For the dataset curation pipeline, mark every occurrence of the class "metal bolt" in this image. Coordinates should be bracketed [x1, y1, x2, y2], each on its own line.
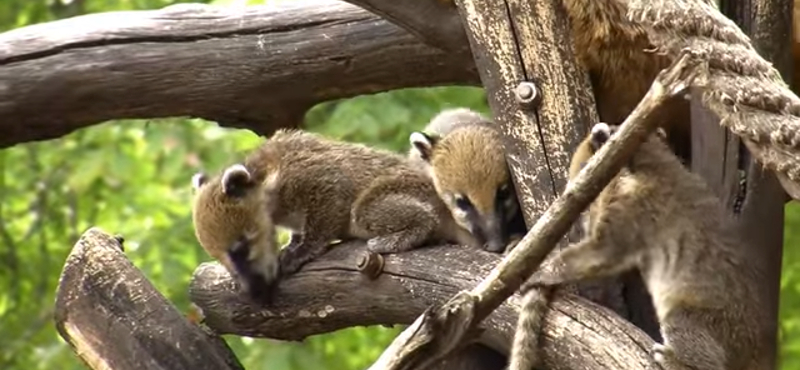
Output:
[515, 81, 539, 106]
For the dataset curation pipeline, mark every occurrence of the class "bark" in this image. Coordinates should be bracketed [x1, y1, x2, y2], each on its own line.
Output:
[54, 228, 244, 370]
[189, 239, 656, 370]
[362, 52, 704, 370]
[0, 0, 478, 149]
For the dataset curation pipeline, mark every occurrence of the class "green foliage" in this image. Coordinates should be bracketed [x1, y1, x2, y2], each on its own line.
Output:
[1, 1, 799, 370]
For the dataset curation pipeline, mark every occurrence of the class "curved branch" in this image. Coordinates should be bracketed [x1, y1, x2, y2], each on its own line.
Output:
[0, 0, 478, 149]
[189, 242, 657, 370]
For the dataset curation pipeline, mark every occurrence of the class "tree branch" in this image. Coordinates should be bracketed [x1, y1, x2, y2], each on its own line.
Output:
[337, 0, 471, 58]
[0, 0, 478, 149]
[189, 241, 656, 370]
[54, 228, 244, 370]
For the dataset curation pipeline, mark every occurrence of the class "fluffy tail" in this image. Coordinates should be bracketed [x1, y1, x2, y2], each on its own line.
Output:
[508, 286, 552, 370]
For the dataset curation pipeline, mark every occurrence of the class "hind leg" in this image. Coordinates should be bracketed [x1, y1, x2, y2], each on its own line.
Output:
[352, 180, 438, 254]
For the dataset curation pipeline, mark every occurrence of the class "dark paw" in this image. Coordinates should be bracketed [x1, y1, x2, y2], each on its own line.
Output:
[243, 274, 278, 306]
[278, 250, 306, 276]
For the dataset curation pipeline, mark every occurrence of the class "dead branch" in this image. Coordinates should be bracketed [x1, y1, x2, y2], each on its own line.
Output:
[189, 240, 656, 370]
[365, 50, 704, 370]
[54, 228, 244, 370]
[0, 0, 478, 149]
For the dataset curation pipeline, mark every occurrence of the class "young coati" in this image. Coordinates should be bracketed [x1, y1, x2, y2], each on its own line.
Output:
[510, 123, 769, 370]
[408, 108, 527, 253]
[191, 129, 481, 301]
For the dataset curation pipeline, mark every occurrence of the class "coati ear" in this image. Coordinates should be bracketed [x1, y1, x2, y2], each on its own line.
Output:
[221, 164, 255, 198]
[409, 132, 439, 161]
[191, 172, 208, 190]
[589, 122, 612, 151]
[654, 127, 668, 140]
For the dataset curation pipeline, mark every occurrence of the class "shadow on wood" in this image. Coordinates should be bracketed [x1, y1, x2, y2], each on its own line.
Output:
[54, 228, 244, 370]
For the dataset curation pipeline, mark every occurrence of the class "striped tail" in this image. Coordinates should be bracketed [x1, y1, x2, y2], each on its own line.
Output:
[508, 287, 552, 370]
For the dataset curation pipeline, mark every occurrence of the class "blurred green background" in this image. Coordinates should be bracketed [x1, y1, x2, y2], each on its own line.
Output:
[0, 0, 798, 369]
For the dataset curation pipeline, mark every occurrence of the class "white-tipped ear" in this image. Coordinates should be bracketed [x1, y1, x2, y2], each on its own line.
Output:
[191, 172, 208, 190]
[409, 132, 437, 162]
[221, 164, 253, 197]
[590, 122, 612, 151]
[591, 122, 610, 136]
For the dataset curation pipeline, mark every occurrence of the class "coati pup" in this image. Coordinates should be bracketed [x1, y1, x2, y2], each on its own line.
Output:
[408, 108, 527, 253]
[511, 123, 769, 370]
[191, 129, 480, 301]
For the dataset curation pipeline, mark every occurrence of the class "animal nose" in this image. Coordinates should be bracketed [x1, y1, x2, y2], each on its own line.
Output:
[485, 238, 506, 253]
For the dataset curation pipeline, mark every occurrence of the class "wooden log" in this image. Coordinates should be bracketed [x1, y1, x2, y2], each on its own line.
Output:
[0, 0, 478, 149]
[54, 228, 244, 370]
[189, 241, 656, 370]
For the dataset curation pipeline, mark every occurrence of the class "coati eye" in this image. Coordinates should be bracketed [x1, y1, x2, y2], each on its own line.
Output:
[497, 184, 512, 200]
[454, 195, 473, 211]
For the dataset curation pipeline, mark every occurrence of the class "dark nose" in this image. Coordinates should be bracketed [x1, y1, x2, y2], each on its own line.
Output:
[485, 238, 506, 253]
[481, 210, 508, 253]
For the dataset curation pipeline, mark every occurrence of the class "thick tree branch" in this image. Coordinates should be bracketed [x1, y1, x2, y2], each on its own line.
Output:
[338, 0, 471, 59]
[366, 51, 703, 370]
[0, 0, 478, 149]
[189, 241, 656, 370]
[54, 228, 244, 370]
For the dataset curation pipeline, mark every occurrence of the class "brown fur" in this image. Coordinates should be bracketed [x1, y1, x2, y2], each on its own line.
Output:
[561, 0, 692, 159]
[522, 123, 769, 370]
[192, 129, 480, 301]
[409, 108, 526, 253]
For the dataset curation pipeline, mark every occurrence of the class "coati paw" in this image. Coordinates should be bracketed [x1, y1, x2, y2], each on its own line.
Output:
[366, 233, 420, 254]
[239, 273, 279, 306]
[501, 236, 523, 255]
[277, 249, 306, 276]
[651, 343, 675, 369]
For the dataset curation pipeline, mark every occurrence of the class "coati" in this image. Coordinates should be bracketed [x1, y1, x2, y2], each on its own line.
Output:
[408, 108, 527, 253]
[510, 122, 769, 370]
[191, 129, 481, 301]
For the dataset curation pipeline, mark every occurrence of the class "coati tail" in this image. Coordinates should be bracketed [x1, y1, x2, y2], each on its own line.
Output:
[509, 287, 553, 370]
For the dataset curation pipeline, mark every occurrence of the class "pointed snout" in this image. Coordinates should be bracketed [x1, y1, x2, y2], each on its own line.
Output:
[481, 212, 508, 253]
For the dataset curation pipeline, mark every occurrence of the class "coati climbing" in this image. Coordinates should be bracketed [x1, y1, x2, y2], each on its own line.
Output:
[510, 122, 769, 370]
[408, 108, 527, 253]
[191, 129, 480, 301]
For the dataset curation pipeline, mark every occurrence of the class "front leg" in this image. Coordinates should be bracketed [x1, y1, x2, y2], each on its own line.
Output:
[529, 235, 639, 287]
[278, 233, 329, 277]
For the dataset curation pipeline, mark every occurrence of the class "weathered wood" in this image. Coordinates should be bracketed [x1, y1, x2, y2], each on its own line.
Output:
[190, 241, 656, 370]
[338, 0, 471, 58]
[54, 228, 244, 370]
[451, 0, 635, 335]
[363, 51, 703, 370]
[0, 0, 478, 149]
[719, 0, 789, 367]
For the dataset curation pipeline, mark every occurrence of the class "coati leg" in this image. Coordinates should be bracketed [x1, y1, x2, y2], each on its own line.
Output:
[352, 175, 439, 254]
[529, 199, 642, 286]
[653, 309, 727, 370]
[278, 232, 335, 276]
